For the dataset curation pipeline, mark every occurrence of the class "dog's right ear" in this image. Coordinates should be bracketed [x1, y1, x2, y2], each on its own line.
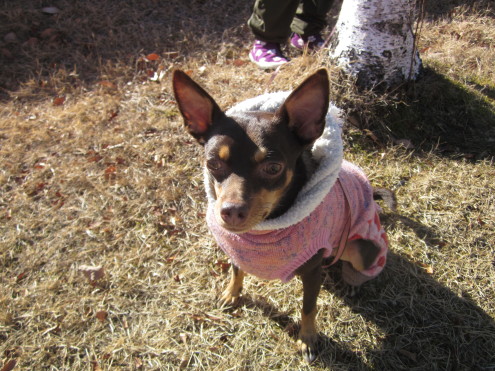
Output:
[172, 70, 221, 144]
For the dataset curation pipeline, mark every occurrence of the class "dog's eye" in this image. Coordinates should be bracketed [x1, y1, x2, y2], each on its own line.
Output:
[207, 159, 223, 171]
[262, 162, 283, 176]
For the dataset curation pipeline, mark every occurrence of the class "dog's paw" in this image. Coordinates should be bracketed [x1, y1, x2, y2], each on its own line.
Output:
[218, 287, 241, 308]
[297, 330, 318, 363]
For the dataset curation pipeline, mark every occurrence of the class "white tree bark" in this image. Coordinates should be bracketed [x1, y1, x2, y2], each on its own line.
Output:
[329, 0, 422, 88]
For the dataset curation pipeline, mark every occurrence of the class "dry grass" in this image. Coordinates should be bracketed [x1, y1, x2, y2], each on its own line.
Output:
[1, 1, 495, 370]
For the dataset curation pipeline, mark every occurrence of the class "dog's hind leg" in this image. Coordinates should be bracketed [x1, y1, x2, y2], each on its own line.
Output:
[340, 239, 383, 295]
[219, 264, 245, 307]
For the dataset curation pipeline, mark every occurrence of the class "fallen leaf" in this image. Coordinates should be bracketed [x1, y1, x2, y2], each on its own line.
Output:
[146, 53, 160, 61]
[108, 111, 119, 121]
[233, 59, 246, 67]
[23, 37, 39, 47]
[418, 262, 434, 274]
[4, 32, 18, 43]
[87, 153, 103, 163]
[28, 182, 47, 197]
[79, 265, 105, 282]
[40, 28, 58, 39]
[104, 165, 117, 181]
[53, 96, 65, 106]
[1, 359, 17, 371]
[16, 272, 27, 282]
[215, 260, 230, 273]
[42, 6, 60, 14]
[98, 80, 116, 89]
[96, 311, 108, 322]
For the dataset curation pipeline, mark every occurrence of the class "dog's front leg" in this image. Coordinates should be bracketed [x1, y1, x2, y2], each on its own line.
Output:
[219, 263, 245, 307]
[296, 249, 323, 363]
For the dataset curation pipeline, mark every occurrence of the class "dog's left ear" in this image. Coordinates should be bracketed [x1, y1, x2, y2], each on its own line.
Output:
[278, 69, 330, 146]
[172, 70, 222, 144]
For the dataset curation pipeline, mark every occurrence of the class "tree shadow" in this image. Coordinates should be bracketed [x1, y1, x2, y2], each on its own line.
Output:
[424, 0, 495, 20]
[320, 214, 495, 370]
[240, 210, 495, 369]
[0, 0, 254, 101]
[363, 67, 495, 158]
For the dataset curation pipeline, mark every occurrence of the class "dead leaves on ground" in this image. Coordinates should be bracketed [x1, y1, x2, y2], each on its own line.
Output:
[52, 96, 65, 106]
[0, 360, 17, 371]
[136, 52, 170, 83]
[79, 265, 105, 285]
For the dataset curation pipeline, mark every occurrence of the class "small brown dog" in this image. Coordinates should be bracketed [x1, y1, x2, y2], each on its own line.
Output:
[173, 69, 391, 362]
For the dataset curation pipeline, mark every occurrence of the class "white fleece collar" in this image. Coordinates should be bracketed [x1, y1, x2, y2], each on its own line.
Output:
[205, 91, 344, 231]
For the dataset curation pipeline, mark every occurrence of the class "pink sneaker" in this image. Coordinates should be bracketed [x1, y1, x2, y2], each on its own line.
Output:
[290, 33, 325, 50]
[249, 40, 289, 69]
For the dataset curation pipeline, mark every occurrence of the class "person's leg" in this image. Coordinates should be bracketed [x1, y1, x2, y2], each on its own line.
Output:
[290, 0, 333, 49]
[248, 0, 301, 68]
[248, 0, 300, 44]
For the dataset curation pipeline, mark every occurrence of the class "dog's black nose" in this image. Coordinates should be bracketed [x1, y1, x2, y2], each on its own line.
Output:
[220, 202, 248, 226]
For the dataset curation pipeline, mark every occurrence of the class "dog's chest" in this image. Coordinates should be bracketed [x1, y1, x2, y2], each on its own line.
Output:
[206, 183, 348, 282]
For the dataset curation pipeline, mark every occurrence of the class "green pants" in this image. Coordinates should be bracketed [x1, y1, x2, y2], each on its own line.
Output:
[248, 0, 334, 44]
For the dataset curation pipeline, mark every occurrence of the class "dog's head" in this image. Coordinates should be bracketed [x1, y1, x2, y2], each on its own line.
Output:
[173, 69, 329, 232]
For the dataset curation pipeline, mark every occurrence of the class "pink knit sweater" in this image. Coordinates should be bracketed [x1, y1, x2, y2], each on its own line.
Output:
[207, 161, 388, 282]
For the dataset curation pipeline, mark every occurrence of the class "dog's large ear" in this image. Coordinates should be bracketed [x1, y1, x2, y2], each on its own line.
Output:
[172, 70, 222, 144]
[277, 69, 329, 146]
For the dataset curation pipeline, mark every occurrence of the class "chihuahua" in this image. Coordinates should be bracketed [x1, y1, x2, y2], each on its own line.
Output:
[172, 69, 390, 362]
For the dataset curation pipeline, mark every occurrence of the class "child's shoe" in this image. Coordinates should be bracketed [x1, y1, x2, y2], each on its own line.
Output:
[249, 40, 289, 69]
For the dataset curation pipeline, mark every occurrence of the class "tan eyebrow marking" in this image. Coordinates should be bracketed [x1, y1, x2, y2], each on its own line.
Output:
[285, 169, 294, 186]
[253, 148, 267, 163]
[218, 145, 230, 161]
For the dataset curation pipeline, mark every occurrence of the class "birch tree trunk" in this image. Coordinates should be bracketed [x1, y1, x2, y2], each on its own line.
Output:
[329, 0, 422, 89]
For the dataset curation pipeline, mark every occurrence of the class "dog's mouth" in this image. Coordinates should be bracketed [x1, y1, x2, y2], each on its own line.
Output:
[219, 223, 252, 234]
[214, 203, 272, 234]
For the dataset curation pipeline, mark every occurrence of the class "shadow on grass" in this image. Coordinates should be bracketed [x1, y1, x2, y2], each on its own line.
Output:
[318, 215, 495, 370]
[238, 295, 370, 369]
[240, 211, 495, 369]
[424, 0, 495, 20]
[0, 0, 253, 101]
[353, 67, 495, 158]
[247, 254, 495, 369]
